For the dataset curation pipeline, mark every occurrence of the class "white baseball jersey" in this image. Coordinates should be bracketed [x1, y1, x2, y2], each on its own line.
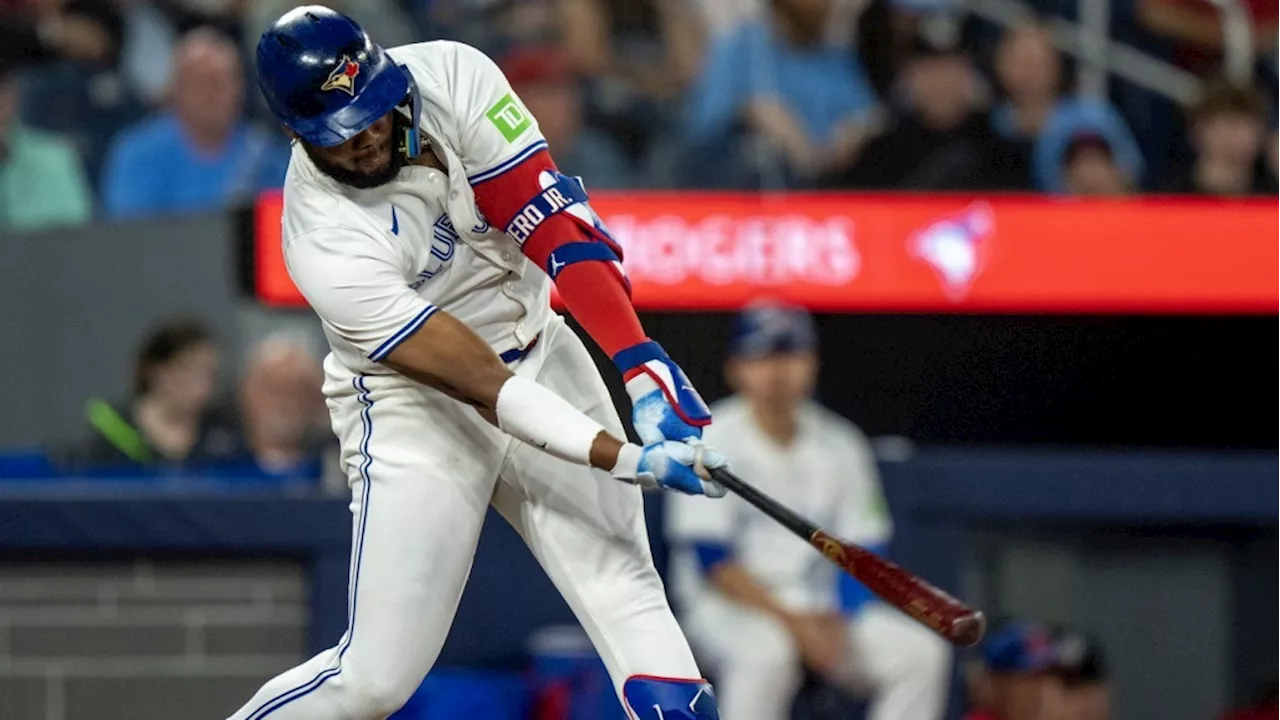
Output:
[666, 396, 892, 613]
[281, 40, 553, 387]
[230, 41, 711, 720]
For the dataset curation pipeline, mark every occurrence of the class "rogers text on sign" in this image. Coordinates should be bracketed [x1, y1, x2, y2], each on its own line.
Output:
[254, 191, 1277, 313]
[603, 214, 861, 287]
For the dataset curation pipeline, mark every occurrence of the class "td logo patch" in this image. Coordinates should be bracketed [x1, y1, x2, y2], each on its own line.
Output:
[485, 93, 531, 143]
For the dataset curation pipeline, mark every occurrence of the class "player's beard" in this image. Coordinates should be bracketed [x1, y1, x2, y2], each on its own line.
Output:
[302, 140, 407, 190]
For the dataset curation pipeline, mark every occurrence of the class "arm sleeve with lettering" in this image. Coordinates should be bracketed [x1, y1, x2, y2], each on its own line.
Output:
[442, 41, 649, 360]
[284, 228, 437, 362]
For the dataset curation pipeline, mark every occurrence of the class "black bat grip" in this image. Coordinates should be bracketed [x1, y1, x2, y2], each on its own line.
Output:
[709, 467, 821, 539]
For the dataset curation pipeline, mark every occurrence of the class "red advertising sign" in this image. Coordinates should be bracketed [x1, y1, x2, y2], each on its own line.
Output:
[254, 191, 1277, 314]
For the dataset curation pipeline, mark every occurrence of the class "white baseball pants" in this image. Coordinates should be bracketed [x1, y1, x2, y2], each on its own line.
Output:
[684, 598, 951, 720]
[227, 318, 703, 720]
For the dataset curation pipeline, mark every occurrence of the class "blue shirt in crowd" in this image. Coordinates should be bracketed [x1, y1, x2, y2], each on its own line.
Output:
[991, 97, 1145, 193]
[102, 115, 290, 218]
[688, 22, 877, 146]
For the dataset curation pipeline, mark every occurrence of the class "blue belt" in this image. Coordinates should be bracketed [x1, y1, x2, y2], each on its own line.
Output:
[499, 334, 540, 364]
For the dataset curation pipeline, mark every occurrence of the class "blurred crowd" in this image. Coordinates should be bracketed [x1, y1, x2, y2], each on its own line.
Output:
[1, 0, 1276, 232]
[56, 316, 338, 484]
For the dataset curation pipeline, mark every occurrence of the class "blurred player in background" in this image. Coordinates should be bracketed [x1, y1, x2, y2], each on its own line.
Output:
[1052, 629, 1110, 720]
[666, 301, 951, 720]
[964, 620, 1063, 720]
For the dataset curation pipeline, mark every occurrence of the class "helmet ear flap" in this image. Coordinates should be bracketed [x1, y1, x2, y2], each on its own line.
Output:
[395, 70, 424, 159]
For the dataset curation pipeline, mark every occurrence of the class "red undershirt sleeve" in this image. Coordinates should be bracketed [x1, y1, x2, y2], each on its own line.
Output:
[470, 147, 649, 367]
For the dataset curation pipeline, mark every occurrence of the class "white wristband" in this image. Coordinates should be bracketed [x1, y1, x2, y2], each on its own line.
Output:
[609, 443, 644, 484]
[495, 375, 606, 466]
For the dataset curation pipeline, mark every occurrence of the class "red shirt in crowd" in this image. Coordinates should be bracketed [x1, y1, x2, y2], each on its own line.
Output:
[1157, 0, 1280, 73]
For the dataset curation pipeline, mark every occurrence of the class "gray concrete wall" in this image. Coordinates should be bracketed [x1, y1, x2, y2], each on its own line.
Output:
[0, 559, 306, 720]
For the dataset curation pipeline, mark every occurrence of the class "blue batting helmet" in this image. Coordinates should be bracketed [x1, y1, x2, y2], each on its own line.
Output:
[255, 6, 421, 155]
[727, 301, 818, 358]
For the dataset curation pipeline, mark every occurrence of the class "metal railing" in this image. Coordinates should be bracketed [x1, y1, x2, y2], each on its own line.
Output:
[1206, 0, 1258, 86]
[967, 0, 1189, 102]
[965, 0, 1260, 104]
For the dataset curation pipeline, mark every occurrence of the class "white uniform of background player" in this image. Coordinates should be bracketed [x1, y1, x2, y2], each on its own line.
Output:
[666, 303, 951, 720]
[232, 7, 725, 719]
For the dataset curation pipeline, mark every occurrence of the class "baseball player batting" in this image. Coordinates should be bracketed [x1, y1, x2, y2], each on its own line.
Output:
[230, 7, 725, 720]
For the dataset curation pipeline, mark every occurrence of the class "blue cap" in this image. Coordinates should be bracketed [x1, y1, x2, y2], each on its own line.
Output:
[981, 622, 1059, 674]
[727, 302, 817, 358]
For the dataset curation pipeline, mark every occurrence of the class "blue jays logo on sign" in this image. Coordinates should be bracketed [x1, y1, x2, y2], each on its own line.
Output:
[409, 215, 458, 290]
[321, 56, 360, 95]
[909, 200, 995, 302]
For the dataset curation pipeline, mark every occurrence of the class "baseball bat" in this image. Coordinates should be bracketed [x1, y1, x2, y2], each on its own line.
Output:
[708, 466, 987, 647]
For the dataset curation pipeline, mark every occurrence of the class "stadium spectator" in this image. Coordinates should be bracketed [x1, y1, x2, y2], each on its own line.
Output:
[884, 0, 960, 16]
[850, 0, 912, 99]
[991, 21, 1064, 166]
[1060, 132, 1133, 195]
[964, 620, 1063, 720]
[691, 0, 871, 46]
[116, 0, 254, 105]
[1032, 99, 1143, 193]
[242, 1, 418, 68]
[500, 45, 631, 188]
[1052, 630, 1110, 720]
[1158, 78, 1274, 195]
[116, 0, 179, 106]
[988, 22, 1144, 195]
[836, 36, 1026, 190]
[238, 334, 330, 479]
[153, 0, 246, 31]
[685, 0, 880, 187]
[561, 0, 704, 165]
[1136, 0, 1279, 76]
[396, 0, 557, 57]
[500, 0, 561, 49]
[8, 0, 145, 193]
[100, 28, 289, 219]
[78, 318, 244, 470]
[1267, 128, 1278, 186]
[0, 64, 93, 231]
[693, 0, 765, 38]
[0, 0, 121, 68]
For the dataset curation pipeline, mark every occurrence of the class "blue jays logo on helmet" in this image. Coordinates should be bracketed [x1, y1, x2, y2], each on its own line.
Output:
[320, 55, 360, 95]
[255, 5, 421, 154]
